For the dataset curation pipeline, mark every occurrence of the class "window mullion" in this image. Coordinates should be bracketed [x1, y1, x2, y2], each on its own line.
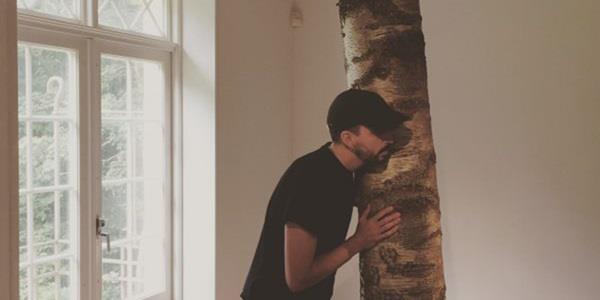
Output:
[53, 116, 60, 300]
[24, 45, 35, 300]
[53, 119, 60, 300]
[26, 192, 34, 299]
[90, 0, 99, 28]
[125, 59, 134, 299]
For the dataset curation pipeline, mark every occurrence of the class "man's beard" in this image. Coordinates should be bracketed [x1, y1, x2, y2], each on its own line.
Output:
[348, 144, 380, 166]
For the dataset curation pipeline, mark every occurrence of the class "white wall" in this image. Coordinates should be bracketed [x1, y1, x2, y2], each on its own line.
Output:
[181, 0, 216, 298]
[423, 1, 600, 299]
[215, 1, 294, 299]
[291, 0, 600, 300]
[291, 1, 348, 157]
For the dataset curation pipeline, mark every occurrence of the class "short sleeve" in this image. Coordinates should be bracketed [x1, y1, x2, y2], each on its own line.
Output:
[281, 169, 327, 236]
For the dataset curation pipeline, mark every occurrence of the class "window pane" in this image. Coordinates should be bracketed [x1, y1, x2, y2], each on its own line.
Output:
[32, 192, 55, 258]
[101, 122, 129, 180]
[30, 48, 74, 117]
[19, 122, 28, 190]
[101, 55, 166, 300]
[101, 57, 127, 114]
[17, 0, 81, 22]
[131, 60, 162, 120]
[57, 122, 74, 186]
[18, 43, 79, 300]
[99, 0, 167, 37]
[31, 121, 55, 188]
[34, 259, 72, 299]
[20, 268, 29, 300]
[19, 193, 29, 263]
[133, 122, 163, 177]
[101, 183, 128, 241]
[58, 191, 72, 252]
[19, 46, 27, 116]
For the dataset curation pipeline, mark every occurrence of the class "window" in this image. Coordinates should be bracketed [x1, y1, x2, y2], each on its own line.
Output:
[99, 0, 168, 37]
[18, 0, 170, 39]
[100, 54, 168, 300]
[18, 0, 81, 21]
[18, 43, 79, 300]
[17, 1, 178, 299]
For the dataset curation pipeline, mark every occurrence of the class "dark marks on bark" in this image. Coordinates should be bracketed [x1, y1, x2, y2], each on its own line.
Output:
[399, 194, 434, 212]
[391, 96, 430, 112]
[429, 150, 437, 165]
[368, 286, 442, 300]
[363, 265, 381, 286]
[338, 0, 422, 26]
[352, 29, 426, 89]
[352, 48, 375, 63]
[391, 120, 413, 153]
[379, 246, 435, 278]
[403, 227, 442, 250]
[384, 29, 426, 62]
[367, 174, 438, 205]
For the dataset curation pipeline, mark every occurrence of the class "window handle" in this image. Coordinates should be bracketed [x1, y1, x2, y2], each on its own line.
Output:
[96, 217, 111, 252]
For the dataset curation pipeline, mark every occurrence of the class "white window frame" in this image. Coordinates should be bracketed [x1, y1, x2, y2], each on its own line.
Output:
[16, 28, 88, 300]
[16, 0, 182, 298]
[17, 0, 174, 42]
[91, 38, 173, 300]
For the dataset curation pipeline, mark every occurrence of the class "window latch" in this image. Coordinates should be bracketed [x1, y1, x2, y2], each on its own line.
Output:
[96, 217, 111, 252]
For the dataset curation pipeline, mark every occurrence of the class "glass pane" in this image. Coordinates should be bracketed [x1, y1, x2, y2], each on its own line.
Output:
[101, 122, 128, 180]
[20, 268, 29, 300]
[99, 0, 167, 37]
[30, 48, 74, 117]
[31, 121, 55, 188]
[58, 191, 72, 252]
[18, 43, 79, 300]
[32, 192, 55, 258]
[57, 122, 74, 185]
[19, 122, 28, 189]
[101, 55, 166, 299]
[34, 259, 72, 299]
[133, 122, 163, 177]
[19, 193, 29, 263]
[101, 57, 127, 115]
[19, 46, 27, 116]
[17, 0, 81, 21]
[133, 181, 163, 236]
[101, 183, 128, 241]
[131, 60, 162, 120]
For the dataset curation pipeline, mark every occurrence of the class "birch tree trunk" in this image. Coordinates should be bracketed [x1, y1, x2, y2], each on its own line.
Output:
[337, 1, 446, 299]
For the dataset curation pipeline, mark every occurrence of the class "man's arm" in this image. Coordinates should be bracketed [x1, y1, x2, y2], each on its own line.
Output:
[284, 205, 401, 293]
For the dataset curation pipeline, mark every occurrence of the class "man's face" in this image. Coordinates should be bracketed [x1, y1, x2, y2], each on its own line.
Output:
[344, 125, 395, 165]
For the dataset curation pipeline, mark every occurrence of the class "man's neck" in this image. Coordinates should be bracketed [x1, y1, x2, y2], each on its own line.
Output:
[328, 141, 363, 172]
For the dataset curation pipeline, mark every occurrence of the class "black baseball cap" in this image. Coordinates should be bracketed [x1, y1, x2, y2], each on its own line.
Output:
[327, 89, 410, 138]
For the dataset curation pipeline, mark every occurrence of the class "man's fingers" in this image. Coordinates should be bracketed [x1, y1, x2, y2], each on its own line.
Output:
[377, 212, 401, 227]
[379, 225, 400, 240]
[379, 217, 401, 233]
[373, 206, 396, 221]
[360, 204, 371, 221]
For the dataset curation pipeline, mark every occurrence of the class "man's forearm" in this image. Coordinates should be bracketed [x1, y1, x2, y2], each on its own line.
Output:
[297, 235, 364, 291]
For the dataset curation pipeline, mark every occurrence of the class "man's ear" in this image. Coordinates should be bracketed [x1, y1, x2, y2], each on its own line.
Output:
[339, 129, 355, 147]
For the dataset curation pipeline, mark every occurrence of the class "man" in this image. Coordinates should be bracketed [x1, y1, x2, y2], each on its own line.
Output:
[240, 89, 410, 299]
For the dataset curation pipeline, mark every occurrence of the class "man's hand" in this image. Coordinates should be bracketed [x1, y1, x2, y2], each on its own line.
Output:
[283, 204, 401, 293]
[351, 204, 401, 251]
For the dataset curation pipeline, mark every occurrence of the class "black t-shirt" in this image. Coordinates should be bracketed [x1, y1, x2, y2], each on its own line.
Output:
[240, 141, 356, 300]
